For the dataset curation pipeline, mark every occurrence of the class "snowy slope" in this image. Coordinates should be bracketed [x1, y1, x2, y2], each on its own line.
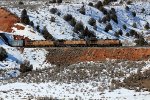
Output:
[5, 1, 149, 45]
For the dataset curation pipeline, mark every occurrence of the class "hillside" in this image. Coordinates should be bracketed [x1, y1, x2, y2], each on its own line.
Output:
[1, 1, 148, 45]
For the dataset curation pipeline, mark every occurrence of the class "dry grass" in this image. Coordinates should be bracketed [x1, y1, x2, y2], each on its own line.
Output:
[0, 60, 148, 92]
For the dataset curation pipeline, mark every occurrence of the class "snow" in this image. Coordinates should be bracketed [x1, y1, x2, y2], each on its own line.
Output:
[0, 82, 150, 100]
[11, 23, 45, 40]
[22, 48, 54, 70]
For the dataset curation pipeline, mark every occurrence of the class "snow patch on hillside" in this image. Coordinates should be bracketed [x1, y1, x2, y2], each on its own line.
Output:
[22, 48, 53, 70]
[11, 23, 45, 40]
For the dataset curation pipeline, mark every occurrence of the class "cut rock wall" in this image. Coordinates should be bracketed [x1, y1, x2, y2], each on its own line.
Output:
[46, 47, 150, 66]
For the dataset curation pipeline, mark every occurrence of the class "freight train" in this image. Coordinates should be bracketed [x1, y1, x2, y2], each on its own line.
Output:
[9, 38, 122, 47]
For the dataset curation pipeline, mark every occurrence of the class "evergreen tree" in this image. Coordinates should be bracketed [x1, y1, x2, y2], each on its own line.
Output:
[42, 26, 54, 40]
[144, 22, 150, 30]
[21, 9, 30, 25]
[36, 25, 40, 33]
[79, 5, 86, 15]
[0, 47, 7, 61]
[30, 21, 34, 27]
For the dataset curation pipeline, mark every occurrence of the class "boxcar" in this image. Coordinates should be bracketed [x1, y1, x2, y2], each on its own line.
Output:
[64, 40, 86, 46]
[55, 40, 86, 47]
[24, 40, 55, 47]
[88, 39, 121, 47]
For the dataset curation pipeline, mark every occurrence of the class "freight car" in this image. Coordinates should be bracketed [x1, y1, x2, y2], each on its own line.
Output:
[24, 40, 55, 47]
[87, 39, 122, 47]
[55, 39, 87, 47]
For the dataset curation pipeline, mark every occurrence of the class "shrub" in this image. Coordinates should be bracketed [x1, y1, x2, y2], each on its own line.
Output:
[133, 23, 137, 28]
[118, 30, 123, 36]
[141, 8, 145, 13]
[129, 29, 137, 37]
[88, 18, 96, 26]
[49, 0, 56, 3]
[50, 16, 56, 22]
[123, 24, 127, 30]
[36, 25, 40, 33]
[88, 2, 93, 6]
[105, 23, 112, 32]
[98, 18, 102, 23]
[114, 31, 120, 38]
[101, 15, 110, 23]
[63, 14, 73, 21]
[125, 6, 130, 11]
[134, 32, 140, 38]
[57, 12, 61, 16]
[93, 25, 97, 30]
[20, 60, 33, 73]
[87, 30, 96, 38]
[18, 1, 24, 5]
[57, 0, 62, 3]
[0, 47, 7, 61]
[144, 22, 150, 30]
[69, 18, 76, 27]
[126, 32, 130, 37]
[73, 22, 84, 33]
[110, 14, 118, 23]
[50, 8, 58, 14]
[110, 8, 116, 14]
[135, 36, 148, 46]
[132, 12, 136, 17]
[79, 6, 86, 15]
[82, 27, 96, 38]
[127, 1, 132, 5]
[30, 21, 34, 27]
[103, 0, 111, 5]
[99, 7, 108, 15]
[95, 1, 103, 9]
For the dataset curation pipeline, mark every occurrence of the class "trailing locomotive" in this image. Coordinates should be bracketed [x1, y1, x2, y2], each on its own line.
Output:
[9, 39, 122, 47]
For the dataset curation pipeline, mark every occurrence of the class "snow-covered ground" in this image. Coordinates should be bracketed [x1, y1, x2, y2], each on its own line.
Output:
[0, 82, 150, 100]
[0, 60, 150, 100]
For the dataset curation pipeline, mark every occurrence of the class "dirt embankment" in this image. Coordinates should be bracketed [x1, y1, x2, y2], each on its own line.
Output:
[0, 7, 20, 32]
[46, 47, 150, 66]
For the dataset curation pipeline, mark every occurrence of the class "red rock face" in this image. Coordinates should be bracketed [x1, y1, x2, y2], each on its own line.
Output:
[79, 48, 150, 61]
[0, 7, 20, 32]
[46, 48, 150, 66]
